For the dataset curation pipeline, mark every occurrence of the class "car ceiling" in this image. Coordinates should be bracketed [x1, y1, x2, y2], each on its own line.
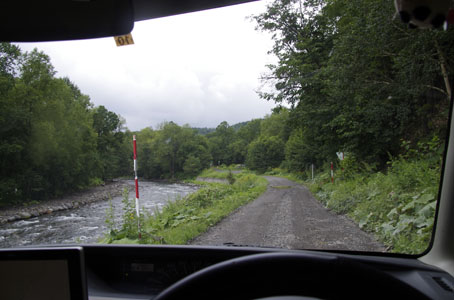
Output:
[0, 0, 257, 42]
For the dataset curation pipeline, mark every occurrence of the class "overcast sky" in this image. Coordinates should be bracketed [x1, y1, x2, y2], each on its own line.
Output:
[17, 1, 276, 131]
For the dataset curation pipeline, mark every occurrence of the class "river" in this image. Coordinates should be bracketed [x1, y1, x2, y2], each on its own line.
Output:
[0, 181, 198, 248]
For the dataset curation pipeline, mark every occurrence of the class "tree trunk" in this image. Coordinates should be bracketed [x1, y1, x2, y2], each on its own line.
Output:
[435, 39, 452, 102]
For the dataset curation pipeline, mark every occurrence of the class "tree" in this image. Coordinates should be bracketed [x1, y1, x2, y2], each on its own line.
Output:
[0, 43, 25, 203]
[284, 128, 314, 172]
[260, 109, 291, 141]
[92, 105, 126, 180]
[207, 121, 235, 165]
[254, 0, 453, 168]
[137, 122, 211, 180]
[246, 136, 285, 173]
[183, 155, 202, 177]
[237, 119, 262, 144]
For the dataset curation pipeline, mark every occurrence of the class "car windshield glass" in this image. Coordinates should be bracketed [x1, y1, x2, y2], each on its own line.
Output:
[0, 0, 450, 255]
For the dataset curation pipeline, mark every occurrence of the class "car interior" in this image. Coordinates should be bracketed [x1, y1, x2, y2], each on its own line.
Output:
[1, 0, 454, 299]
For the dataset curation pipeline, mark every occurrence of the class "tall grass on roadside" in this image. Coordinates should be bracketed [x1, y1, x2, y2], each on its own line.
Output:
[308, 138, 443, 254]
[102, 172, 267, 245]
[197, 166, 244, 180]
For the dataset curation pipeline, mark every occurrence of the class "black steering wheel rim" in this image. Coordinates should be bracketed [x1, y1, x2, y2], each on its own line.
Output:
[154, 252, 429, 300]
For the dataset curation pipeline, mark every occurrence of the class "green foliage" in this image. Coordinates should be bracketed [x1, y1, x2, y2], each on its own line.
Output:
[254, 0, 451, 167]
[284, 129, 314, 173]
[183, 155, 202, 178]
[104, 198, 117, 236]
[135, 122, 211, 180]
[89, 177, 104, 187]
[197, 167, 244, 180]
[202, 119, 264, 167]
[92, 105, 129, 181]
[308, 143, 441, 254]
[207, 121, 236, 165]
[338, 153, 363, 180]
[103, 172, 268, 245]
[246, 136, 285, 173]
[226, 170, 236, 185]
[104, 189, 145, 242]
[0, 44, 133, 205]
[260, 109, 291, 141]
[197, 168, 230, 179]
[192, 127, 215, 135]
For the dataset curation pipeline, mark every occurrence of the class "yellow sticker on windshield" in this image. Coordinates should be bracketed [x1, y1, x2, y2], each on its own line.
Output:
[114, 33, 134, 47]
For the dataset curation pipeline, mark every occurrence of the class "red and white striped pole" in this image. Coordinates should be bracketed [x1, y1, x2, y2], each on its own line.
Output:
[133, 135, 141, 238]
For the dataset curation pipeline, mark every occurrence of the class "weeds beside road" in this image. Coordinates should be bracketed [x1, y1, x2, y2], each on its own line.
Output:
[102, 171, 267, 245]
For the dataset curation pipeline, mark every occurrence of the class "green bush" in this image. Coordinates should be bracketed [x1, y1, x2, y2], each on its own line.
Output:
[246, 136, 285, 173]
[307, 145, 441, 254]
[103, 189, 145, 242]
[226, 170, 236, 185]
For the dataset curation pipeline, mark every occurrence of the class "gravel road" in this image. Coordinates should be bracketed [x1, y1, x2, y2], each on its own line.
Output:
[190, 176, 385, 251]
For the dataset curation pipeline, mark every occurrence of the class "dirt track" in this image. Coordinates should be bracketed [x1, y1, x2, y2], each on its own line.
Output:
[190, 176, 385, 251]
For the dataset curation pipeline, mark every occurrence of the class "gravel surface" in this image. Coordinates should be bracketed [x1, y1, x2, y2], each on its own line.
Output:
[190, 176, 385, 252]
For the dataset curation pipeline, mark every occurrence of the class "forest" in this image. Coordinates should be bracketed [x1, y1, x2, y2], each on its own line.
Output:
[0, 0, 453, 208]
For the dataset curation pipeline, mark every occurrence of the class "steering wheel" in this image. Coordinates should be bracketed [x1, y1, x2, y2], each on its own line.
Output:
[154, 252, 429, 300]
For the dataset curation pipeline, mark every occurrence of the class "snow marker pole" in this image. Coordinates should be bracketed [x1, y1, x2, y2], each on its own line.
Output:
[133, 135, 141, 239]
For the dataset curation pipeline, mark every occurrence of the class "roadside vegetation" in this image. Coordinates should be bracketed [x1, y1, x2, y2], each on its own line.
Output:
[103, 171, 267, 245]
[306, 139, 443, 254]
[261, 137, 443, 254]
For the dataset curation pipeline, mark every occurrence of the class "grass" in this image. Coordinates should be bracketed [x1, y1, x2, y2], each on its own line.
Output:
[102, 171, 267, 245]
[197, 168, 230, 179]
[197, 166, 245, 180]
[306, 157, 441, 254]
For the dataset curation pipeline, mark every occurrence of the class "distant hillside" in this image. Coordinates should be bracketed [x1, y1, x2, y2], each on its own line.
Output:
[193, 121, 252, 135]
[192, 127, 215, 135]
[231, 121, 249, 131]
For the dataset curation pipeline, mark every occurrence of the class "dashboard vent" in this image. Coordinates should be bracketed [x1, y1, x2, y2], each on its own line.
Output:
[433, 277, 454, 293]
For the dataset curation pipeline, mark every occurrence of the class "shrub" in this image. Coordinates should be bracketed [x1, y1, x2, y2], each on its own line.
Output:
[307, 146, 441, 254]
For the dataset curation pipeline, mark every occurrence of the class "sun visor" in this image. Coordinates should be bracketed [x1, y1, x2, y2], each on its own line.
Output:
[132, 0, 258, 22]
[0, 0, 134, 42]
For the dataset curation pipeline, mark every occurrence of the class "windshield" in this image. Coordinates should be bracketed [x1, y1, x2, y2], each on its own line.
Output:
[0, 0, 450, 255]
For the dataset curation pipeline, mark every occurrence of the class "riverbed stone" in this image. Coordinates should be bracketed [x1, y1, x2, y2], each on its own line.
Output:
[7, 216, 17, 222]
[19, 212, 31, 219]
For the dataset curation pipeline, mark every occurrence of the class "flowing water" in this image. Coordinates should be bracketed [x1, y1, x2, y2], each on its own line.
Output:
[0, 181, 198, 247]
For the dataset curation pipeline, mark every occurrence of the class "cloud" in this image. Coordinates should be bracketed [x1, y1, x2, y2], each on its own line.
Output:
[18, 1, 276, 131]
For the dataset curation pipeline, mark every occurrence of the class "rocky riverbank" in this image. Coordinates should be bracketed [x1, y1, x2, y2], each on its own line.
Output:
[0, 180, 133, 225]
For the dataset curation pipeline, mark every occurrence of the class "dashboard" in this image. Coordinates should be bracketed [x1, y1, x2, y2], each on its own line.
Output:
[3, 245, 451, 299]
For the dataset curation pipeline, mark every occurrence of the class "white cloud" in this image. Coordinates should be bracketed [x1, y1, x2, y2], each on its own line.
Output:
[18, 1, 276, 131]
